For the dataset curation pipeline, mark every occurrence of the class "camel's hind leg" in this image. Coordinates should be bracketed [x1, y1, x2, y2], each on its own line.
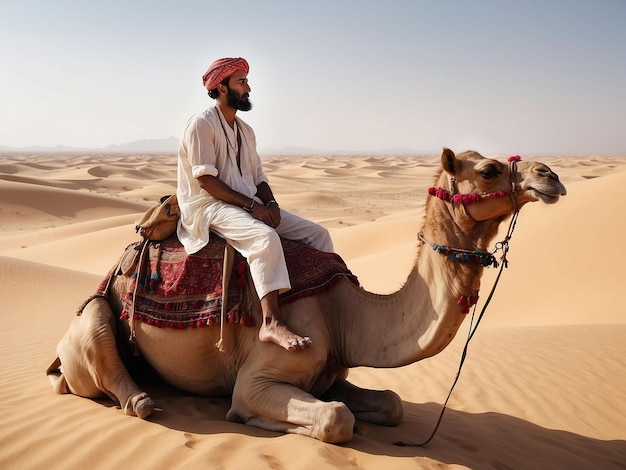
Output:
[48, 297, 154, 419]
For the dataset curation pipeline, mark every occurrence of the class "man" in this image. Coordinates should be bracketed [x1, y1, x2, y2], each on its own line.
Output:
[177, 57, 334, 352]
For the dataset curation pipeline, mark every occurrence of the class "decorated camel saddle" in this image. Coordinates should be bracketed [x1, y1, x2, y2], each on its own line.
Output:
[97, 235, 359, 330]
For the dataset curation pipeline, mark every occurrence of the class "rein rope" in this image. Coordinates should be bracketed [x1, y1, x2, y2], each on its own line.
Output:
[395, 156, 521, 448]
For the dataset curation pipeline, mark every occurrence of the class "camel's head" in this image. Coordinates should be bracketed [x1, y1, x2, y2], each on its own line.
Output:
[433, 148, 567, 222]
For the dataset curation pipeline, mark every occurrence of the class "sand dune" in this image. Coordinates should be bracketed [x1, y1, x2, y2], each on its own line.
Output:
[1, 152, 625, 469]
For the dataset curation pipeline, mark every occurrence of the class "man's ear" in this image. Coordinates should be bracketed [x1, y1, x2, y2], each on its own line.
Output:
[217, 83, 228, 95]
[441, 147, 459, 176]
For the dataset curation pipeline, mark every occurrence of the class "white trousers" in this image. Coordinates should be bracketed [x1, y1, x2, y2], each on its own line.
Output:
[208, 201, 334, 300]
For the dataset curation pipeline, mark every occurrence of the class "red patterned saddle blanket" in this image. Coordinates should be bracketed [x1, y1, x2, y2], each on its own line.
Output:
[99, 236, 358, 329]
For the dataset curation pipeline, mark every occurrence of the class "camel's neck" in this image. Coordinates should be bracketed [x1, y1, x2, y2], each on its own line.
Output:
[338, 197, 503, 368]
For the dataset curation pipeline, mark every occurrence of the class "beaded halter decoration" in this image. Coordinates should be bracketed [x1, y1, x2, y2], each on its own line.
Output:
[420, 156, 522, 313]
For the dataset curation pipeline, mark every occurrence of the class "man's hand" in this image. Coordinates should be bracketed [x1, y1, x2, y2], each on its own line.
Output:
[251, 201, 281, 228]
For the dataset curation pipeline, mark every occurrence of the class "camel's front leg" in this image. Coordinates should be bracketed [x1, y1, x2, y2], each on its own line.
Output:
[48, 297, 154, 419]
[323, 378, 404, 426]
[227, 365, 355, 443]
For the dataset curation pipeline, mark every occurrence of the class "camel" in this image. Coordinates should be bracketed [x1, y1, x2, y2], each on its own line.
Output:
[47, 149, 566, 443]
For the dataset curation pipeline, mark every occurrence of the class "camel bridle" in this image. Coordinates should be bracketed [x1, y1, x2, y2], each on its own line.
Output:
[428, 155, 522, 210]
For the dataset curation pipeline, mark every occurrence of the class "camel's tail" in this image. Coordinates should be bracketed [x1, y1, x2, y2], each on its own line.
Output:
[46, 356, 70, 394]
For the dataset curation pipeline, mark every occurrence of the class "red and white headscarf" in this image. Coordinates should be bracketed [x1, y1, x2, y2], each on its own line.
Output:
[202, 57, 249, 91]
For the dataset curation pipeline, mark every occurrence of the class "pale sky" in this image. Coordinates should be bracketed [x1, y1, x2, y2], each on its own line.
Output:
[1, 0, 625, 155]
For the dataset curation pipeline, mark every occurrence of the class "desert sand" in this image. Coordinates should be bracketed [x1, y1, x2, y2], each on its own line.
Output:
[1, 151, 625, 469]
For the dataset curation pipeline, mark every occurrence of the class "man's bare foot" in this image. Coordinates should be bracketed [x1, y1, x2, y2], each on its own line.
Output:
[259, 319, 312, 351]
[259, 291, 311, 351]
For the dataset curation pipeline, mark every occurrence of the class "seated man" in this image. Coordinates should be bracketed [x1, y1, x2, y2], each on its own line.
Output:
[177, 57, 334, 352]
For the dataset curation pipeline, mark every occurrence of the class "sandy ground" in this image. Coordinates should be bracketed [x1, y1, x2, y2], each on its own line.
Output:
[1, 151, 625, 469]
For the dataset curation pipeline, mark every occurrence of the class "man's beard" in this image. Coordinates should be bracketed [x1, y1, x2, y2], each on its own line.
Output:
[226, 88, 252, 111]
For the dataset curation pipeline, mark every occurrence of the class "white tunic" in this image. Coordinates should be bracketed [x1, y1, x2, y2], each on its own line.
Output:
[176, 106, 333, 299]
[177, 106, 268, 254]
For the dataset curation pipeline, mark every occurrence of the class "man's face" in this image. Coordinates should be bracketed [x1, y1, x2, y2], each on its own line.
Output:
[225, 70, 252, 111]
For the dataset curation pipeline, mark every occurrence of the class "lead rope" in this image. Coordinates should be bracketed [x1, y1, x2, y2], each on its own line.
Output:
[394, 157, 521, 447]
[215, 243, 235, 352]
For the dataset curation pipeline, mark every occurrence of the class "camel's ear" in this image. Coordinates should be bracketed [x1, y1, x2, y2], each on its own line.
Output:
[441, 148, 459, 175]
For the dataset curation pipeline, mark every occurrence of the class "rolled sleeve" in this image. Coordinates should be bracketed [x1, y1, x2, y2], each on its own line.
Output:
[185, 116, 219, 175]
[192, 163, 218, 178]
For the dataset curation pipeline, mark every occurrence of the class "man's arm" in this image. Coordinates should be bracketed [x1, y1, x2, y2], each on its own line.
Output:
[197, 174, 253, 209]
[197, 176, 281, 228]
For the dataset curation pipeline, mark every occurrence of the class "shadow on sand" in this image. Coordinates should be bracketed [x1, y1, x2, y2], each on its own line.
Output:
[111, 372, 626, 470]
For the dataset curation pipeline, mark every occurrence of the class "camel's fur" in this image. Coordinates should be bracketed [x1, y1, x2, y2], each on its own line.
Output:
[48, 149, 566, 443]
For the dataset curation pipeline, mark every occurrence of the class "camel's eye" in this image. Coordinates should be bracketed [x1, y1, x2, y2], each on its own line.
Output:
[480, 166, 500, 180]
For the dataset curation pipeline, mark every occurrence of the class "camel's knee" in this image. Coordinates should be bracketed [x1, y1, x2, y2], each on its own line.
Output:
[314, 401, 355, 443]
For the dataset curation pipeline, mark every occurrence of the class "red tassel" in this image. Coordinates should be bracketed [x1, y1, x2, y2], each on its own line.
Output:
[508, 155, 522, 162]
[437, 188, 451, 201]
[453, 193, 482, 205]
[120, 311, 129, 320]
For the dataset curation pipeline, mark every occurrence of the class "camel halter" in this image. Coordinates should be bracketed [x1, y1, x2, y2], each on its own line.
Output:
[396, 156, 522, 447]
[428, 155, 521, 211]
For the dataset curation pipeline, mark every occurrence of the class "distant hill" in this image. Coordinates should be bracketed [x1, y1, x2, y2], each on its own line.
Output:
[104, 137, 180, 152]
[259, 146, 432, 155]
[0, 138, 433, 156]
[0, 137, 180, 153]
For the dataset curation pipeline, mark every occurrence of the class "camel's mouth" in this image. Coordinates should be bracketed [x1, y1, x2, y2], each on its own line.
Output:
[521, 164, 567, 205]
[530, 188, 565, 204]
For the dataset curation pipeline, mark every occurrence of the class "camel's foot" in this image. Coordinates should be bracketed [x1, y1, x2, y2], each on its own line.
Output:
[124, 392, 155, 419]
[258, 321, 312, 352]
[365, 389, 404, 426]
[323, 379, 404, 426]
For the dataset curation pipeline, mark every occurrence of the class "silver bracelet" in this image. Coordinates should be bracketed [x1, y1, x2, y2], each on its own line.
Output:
[267, 199, 278, 207]
[244, 199, 255, 212]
